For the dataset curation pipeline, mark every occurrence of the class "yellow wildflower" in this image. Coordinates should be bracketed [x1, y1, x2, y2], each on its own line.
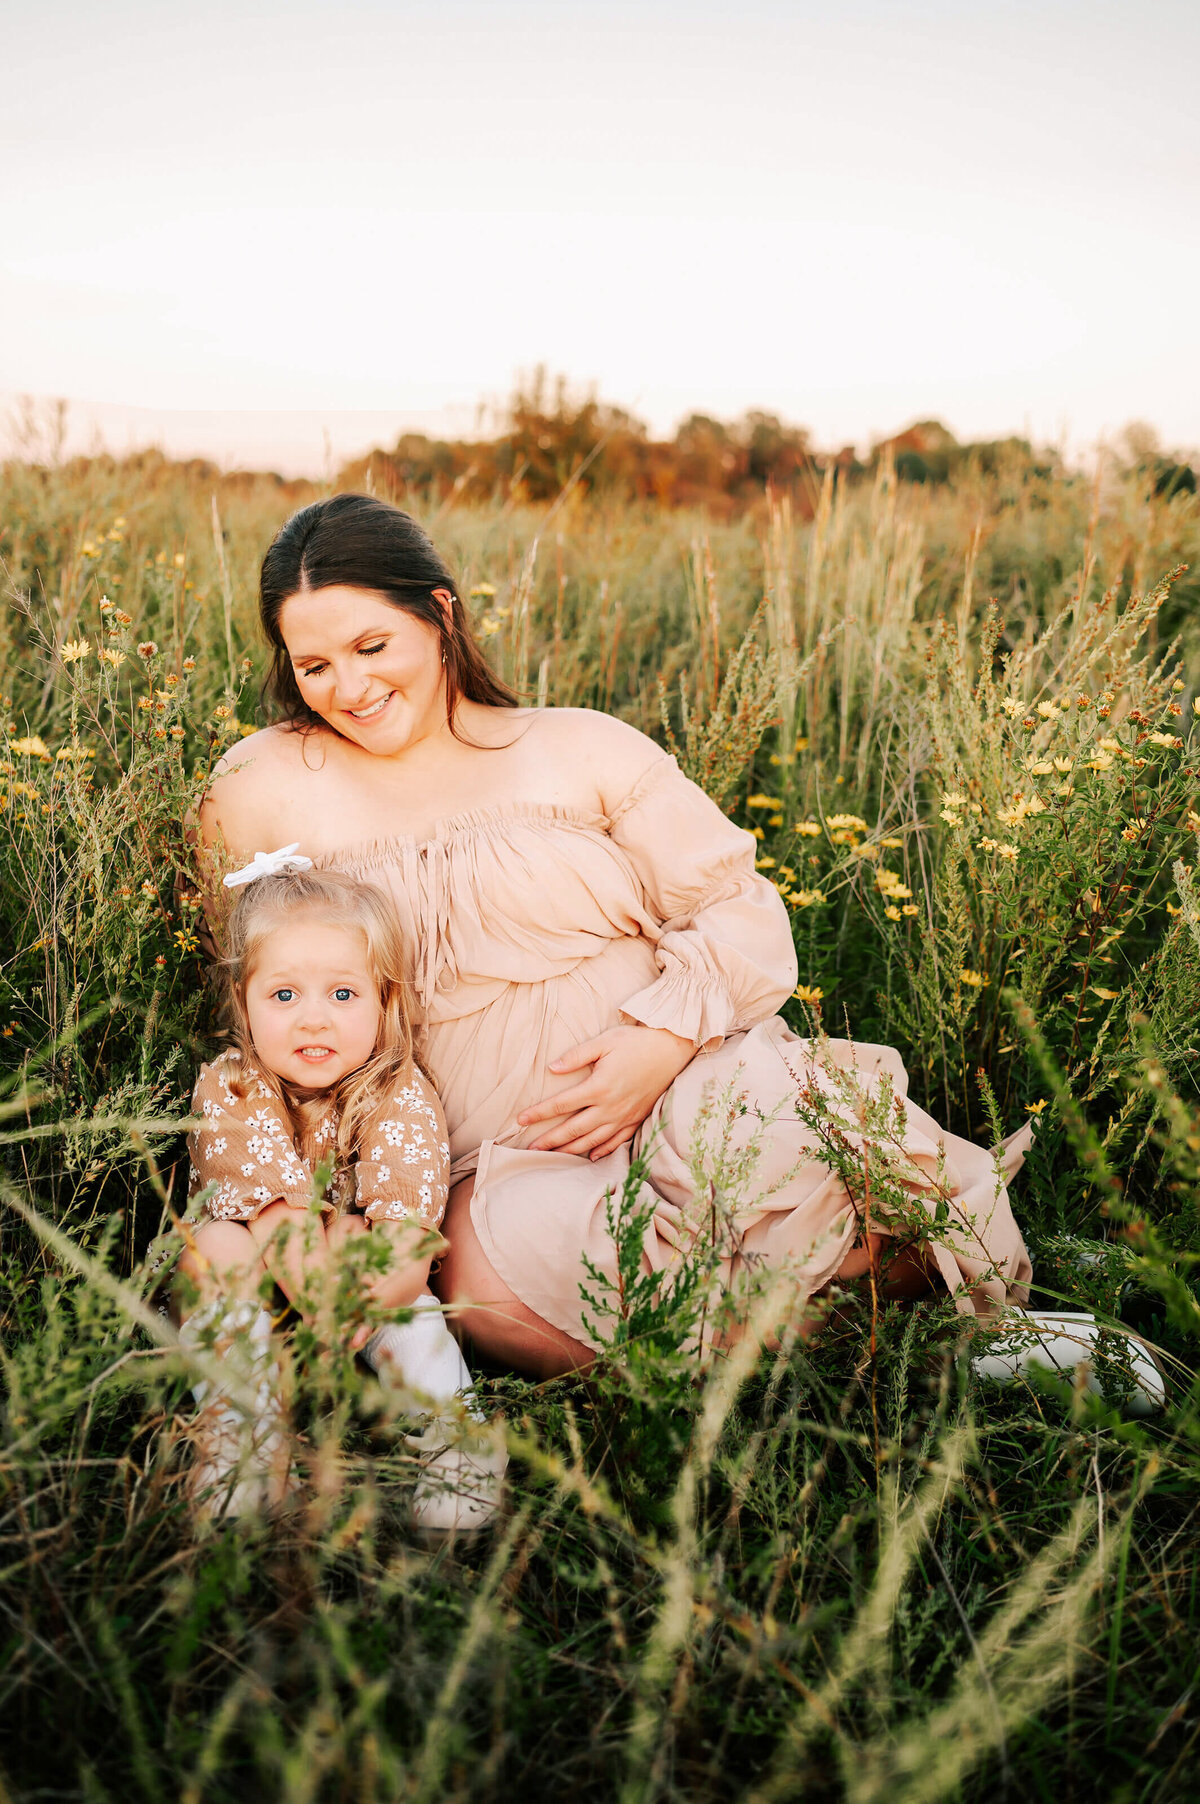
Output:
[794, 735, 809, 751]
[746, 794, 781, 809]
[851, 842, 879, 860]
[10, 736, 50, 761]
[238, 723, 256, 738]
[755, 856, 776, 870]
[470, 582, 497, 598]
[902, 903, 919, 917]
[1148, 731, 1181, 749]
[959, 968, 988, 988]
[1092, 986, 1119, 1001]
[777, 865, 795, 880]
[751, 827, 764, 840]
[942, 793, 967, 807]
[939, 808, 962, 825]
[980, 837, 998, 852]
[61, 637, 90, 663]
[997, 844, 1018, 861]
[1001, 698, 1022, 716]
[98, 648, 125, 670]
[793, 984, 824, 1004]
[795, 821, 821, 837]
[881, 835, 903, 848]
[768, 814, 783, 828]
[884, 904, 902, 921]
[1120, 819, 1148, 842]
[81, 541, 98, 558]
[1036, 701, 1058, 719]
[1026, 1099, 1048, 1116]
[173, 553, 186, 568]
[1028, 760, 1054, 776]
[1172, 680, 1184, 693]
[1086, 752, 1114, 772]
[1053, 757, 1073, 773]
[791, 889, 825, 908]
[1193, 698, 1200, 718]
[1055, 783, 1074, 798]
[826, 814, 868, 832]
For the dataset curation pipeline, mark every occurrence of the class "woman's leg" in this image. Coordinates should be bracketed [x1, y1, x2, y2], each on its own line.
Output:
[433, 1177, 595, 1380]
[836, 1231, 940, 1300]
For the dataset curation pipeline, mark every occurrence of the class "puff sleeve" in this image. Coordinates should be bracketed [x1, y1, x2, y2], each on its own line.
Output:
[354, 1067, 451, 1228]
[609, 756, 799, 1051]
[186, 1052, 320, 1221]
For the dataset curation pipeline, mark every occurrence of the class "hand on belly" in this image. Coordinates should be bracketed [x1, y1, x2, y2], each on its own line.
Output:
[516, 1024, 696, 1160]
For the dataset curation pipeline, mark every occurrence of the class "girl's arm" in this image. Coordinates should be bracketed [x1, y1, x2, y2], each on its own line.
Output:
[244, 1199, 337, 1317]
[362, 1217, 445, 1310]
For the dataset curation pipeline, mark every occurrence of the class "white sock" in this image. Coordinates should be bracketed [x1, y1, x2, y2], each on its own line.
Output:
[362, 1291, 484, 1423]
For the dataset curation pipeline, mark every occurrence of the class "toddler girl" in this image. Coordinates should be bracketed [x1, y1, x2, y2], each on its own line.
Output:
[177, 847, 506, 1530]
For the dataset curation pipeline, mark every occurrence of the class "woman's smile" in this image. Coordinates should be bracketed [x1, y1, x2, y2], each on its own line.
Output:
[346, 691, 394, 722]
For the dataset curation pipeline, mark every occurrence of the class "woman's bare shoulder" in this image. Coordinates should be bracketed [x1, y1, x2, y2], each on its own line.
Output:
[537, 707, 669, 813]
[197, 724, 317, 851]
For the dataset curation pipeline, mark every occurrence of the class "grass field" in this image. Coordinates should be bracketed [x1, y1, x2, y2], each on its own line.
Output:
[1, 442, 1199, 1802]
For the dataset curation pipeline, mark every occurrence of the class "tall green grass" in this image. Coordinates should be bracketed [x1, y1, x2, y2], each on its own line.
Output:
[1, 446, 1199, 1801]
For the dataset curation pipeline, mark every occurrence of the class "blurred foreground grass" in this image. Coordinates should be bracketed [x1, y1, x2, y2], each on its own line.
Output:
[1, 444, 1199, 1801]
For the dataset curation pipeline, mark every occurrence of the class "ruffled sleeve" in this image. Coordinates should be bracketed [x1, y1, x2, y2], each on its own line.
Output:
[609, 755, 799, 1051]
[355, 1067, 450, 1228]
[186, 1052, 319, 1221]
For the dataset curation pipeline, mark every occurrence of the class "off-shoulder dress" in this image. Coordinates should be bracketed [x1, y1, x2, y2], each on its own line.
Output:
[318, 752, 1031, 1347]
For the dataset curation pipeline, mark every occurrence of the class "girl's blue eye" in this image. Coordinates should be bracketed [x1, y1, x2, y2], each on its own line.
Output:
[273, 988, 295, 1002]
[333, 986, 354, 1002]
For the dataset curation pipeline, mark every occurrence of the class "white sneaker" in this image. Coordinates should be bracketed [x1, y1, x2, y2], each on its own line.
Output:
[972, 1309, 1165, 1415]
[180, 1300, 292, 1521]
[362, 1293, 508, 1535]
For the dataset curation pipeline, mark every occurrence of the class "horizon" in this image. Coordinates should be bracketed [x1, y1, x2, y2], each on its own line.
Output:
[3, 387, 1181, 485]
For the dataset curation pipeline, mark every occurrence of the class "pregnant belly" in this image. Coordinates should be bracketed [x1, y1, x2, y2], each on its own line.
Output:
[423, 935, 660, 1176]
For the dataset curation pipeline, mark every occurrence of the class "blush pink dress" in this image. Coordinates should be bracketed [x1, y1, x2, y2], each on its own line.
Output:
[322, 753, 1032, 1348]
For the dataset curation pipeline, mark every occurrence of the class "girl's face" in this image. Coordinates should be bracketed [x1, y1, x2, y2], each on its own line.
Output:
[279, 585, 448, 757]
[244, 918, 382, 1092]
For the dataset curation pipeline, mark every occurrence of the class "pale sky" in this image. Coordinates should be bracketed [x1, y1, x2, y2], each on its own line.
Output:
[3, 0, 1198, 475]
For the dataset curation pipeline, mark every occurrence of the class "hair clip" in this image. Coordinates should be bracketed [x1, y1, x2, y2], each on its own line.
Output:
[223, 844, 315, 889]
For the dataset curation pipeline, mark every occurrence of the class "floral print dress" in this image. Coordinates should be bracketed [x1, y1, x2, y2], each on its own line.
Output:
[186, 1050, 450, 1228]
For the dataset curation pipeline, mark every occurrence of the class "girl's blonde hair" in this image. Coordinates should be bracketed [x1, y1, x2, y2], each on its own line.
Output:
[219, 867, 417, 1166]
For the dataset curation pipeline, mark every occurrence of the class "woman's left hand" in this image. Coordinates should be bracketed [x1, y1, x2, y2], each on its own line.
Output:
[518, 1025, 696, 1159]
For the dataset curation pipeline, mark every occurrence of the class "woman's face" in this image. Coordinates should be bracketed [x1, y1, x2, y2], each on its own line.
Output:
[279, 585, 447, 756]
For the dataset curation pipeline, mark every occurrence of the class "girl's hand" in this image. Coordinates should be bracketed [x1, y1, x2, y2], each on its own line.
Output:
[518, 1025, 696, 1160]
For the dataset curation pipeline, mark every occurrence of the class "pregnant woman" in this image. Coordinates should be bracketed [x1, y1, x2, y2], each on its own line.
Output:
[198, 494, 1031, 1378]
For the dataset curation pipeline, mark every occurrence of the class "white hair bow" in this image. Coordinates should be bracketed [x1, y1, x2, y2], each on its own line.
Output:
[222, 844, 315, 889]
